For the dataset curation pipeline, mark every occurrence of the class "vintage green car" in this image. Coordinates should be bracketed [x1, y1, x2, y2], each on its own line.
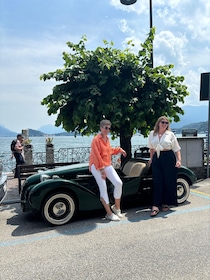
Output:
[0, 162, 7, 203]
[20, 158, 197, 226]
[0, 174, 7, 203]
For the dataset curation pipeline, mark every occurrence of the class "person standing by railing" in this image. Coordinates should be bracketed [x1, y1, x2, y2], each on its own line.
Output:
[13, 134, 25, 178]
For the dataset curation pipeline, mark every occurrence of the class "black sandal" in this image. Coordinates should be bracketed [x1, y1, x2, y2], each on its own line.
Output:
[162, 205, 169, 212]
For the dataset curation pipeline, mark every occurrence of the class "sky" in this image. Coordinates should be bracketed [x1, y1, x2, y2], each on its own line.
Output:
[0, 0, 209, 133]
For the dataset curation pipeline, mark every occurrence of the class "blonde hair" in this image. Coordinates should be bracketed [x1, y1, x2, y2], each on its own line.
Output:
[100, 119, 111, 128]
[153, 116, 171, 135]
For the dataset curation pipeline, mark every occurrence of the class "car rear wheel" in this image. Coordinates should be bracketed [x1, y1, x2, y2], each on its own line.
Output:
[177, 177, 190, 204]
[42, 193, 76, 226]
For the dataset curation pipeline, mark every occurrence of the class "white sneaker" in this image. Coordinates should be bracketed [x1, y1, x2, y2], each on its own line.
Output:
[105, 213, 120, 221]
[111, 205, 123, 218]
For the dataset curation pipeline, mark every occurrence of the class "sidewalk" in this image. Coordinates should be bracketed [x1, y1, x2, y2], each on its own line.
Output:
[1, 174, 210, 205]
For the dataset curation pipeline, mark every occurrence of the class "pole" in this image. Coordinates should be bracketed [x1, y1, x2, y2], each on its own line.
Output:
[207, 83, 210, 177]
[200, 72, 210, 178]
[120, 0, 154, 68]
[149, 0, 153, 28]
[120, 0, 154, 67]
[149, 0, 153, 68]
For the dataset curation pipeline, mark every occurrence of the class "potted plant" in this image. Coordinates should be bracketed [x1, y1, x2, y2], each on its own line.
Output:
[24, 138, 32, 148]
[46, 137, 53, 147]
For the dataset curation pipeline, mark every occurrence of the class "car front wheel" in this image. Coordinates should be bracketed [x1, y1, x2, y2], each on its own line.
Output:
[177, 177, 190, 204]
[42, 193, 76, 226]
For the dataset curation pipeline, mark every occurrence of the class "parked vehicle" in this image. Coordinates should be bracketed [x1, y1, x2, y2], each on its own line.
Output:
[20, 158, 197, 226]
[0, 162, 7, 203]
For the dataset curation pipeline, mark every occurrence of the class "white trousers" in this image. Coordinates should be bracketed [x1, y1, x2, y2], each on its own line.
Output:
[91, 164, 122, 205]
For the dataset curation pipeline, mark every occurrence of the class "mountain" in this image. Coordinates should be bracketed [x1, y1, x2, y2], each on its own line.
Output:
[0, 124, 17, 137]
[38, 124, 66, 134]
[37, 106, 209, 132]
[175, 121, 207, 134]
[0, 105, 208, 137]
[171, 105, 208, 128]
[28, 129, 45, 137]
[55, 131, 76, 136]
[0, 125, 45, 137]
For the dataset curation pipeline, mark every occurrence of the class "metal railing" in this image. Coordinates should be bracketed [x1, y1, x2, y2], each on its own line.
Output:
[1, 145, 145, 173]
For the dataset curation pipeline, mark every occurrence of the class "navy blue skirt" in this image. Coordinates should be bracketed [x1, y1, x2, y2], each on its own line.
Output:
[151, 150, 178, 207]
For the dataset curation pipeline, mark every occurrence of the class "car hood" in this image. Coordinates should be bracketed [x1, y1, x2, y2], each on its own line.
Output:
[22, 162, 90, 188]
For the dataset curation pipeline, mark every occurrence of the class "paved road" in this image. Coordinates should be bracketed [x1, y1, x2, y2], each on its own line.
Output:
[0, 179, 210, 280]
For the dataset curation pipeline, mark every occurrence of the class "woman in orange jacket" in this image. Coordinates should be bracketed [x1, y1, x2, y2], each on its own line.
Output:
[89, 119, 127, 221]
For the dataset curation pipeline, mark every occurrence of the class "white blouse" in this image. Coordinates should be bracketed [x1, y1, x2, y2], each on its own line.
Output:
[148, 130, 181, 158]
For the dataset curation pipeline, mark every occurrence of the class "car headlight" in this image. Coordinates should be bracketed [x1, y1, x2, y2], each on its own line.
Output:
[40, 174, 51, 182]
[40, 174, 60, 181]
[52, 175, 60, 179]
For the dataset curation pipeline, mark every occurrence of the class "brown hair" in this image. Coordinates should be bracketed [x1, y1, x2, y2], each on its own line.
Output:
[153, 116, 171, 135]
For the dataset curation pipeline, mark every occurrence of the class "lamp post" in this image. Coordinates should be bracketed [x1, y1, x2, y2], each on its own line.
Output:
[120, 0, 153, 67]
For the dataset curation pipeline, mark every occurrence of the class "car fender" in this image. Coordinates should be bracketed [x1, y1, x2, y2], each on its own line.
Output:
[28, 179, 102, 211]
[177, 166, 197, 185]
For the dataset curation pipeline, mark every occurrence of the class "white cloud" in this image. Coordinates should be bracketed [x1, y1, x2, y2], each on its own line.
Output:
[118, 19, 135, 35]
[155, 31, 188, 69]
[155, 0, 210, 43]
[156, 7, 177, 27]
[0, 0, 209, 132]
[182, 13, 210, 43]
[183, 70, 208, 106]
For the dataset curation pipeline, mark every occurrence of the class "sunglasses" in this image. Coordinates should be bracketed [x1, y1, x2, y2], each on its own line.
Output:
[104, 126, 111, 130]
[161, 121, 169, 124]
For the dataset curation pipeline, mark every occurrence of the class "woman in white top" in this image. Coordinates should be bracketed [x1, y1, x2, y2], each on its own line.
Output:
[148, 116, 181, 217]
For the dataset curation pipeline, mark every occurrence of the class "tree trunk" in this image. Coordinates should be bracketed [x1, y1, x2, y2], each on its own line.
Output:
[119, 128, 132, 165]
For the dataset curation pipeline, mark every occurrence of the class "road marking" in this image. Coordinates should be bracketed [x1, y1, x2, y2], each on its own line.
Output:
[0, 203, 210, 248]
[1, 188, 209, 248]
[191, 190, 210, 199]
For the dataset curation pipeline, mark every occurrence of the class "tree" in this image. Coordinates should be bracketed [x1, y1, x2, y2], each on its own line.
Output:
[40, 28, 189, 161]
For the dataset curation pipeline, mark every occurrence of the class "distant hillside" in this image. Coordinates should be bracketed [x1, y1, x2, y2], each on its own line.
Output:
[38, 124, 65, 134]
[28, 129, 45, 137]
[38, 125, 79, 136]
[171, 105, 208, 128]
[0, 121, 208, 138]
[37, 106, 208, 133]
[0, 105, 208, 136]
[174, 121, 207, 134]
[30, 121, 208, 135]
[0, 125, 45, 137]
[0, 124, 17, 137]
[55, 131, 76, 136]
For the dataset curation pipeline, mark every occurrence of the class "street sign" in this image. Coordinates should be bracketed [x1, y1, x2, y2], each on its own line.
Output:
[200, 72, 210, 101]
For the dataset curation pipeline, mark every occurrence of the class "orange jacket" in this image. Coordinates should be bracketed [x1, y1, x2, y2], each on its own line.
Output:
[89, 134, 122, 170]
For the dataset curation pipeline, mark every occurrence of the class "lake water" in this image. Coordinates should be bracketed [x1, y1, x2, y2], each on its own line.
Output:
[0, 135, 148, 172]
[1, 133, 207, 155]
[0, 134, 206, 172]
[1, 134, 148, 155]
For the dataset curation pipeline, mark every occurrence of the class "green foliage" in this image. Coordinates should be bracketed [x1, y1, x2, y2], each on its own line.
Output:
[40, 29, 189, 158]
